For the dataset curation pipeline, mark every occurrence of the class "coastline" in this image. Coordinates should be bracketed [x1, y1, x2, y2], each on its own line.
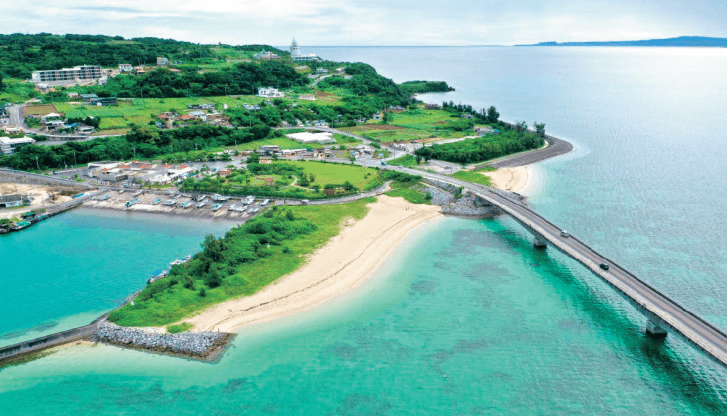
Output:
[483, 166, 533, 194]
[183, 195, 442, 333]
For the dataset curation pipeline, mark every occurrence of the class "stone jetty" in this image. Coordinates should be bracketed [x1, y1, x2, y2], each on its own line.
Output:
[93, 322, 234, 361]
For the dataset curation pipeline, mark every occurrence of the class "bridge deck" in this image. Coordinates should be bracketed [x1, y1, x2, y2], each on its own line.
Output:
[404, 168, 727, 367]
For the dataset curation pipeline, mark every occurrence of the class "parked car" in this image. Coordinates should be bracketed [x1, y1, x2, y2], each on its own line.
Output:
[560, 230, 570, 238]
[599, 263, 610, 271]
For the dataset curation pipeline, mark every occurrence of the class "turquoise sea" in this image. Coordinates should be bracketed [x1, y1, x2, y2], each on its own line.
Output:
[2, 46, 727, 414]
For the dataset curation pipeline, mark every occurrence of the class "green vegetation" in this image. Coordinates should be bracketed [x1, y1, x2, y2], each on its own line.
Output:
[109, 198, 374, 326]
[398, 81, 453, 95]
[0, 33, 284, 79]
[416, 129, 544, 164]
[341, 107, 476, 143]
[383, 170, 431, 204]
[167, 323, 193, 333]
[0, 124, 246, 170]
[450, 170, 492, 187]
[387, 154, 419, 167]
[181, 160, 379, 199]
[386, 187, 431, 204]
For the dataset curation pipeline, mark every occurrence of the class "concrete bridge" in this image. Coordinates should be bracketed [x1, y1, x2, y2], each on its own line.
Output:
[397, 166, 727, 367]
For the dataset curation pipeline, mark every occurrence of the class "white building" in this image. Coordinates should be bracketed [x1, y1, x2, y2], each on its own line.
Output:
[290, 38, 322, 62]
[258, 87, 285, 98]
[253, 49, 280, 60]
[119, 64, 133, 72]
[31, 65, 103, 84]
[286, 132, 336, 144]
[157, 57, 169, 66]
[0, 137, 36, 155]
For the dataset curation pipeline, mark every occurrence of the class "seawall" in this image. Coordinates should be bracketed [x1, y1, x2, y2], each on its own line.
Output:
[0, 314, 108, 363]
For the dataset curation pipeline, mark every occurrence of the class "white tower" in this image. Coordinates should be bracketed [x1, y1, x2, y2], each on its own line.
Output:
[290, 38, 301, 58]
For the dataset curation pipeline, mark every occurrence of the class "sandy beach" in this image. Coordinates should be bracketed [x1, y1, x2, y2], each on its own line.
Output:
[482, 166, 532, 194]
[183, 195, 442, 333]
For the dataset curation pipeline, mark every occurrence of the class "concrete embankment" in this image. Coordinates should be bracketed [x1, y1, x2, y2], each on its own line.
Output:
[487, 134, 573, 168]
[0, 315, 108, 364]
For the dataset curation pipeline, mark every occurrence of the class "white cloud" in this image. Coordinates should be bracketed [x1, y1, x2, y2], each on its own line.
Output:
[0, 0, 725, 45]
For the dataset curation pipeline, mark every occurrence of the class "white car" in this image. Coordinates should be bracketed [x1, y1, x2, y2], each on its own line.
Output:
[560, 230, 570, 238]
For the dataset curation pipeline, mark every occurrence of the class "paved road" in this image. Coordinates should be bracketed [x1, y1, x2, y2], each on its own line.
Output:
[392, 165, 727, 367]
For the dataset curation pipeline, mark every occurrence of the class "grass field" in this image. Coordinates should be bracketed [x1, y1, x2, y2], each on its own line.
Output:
[387, 154, 419, 167]
[109, 197, 375, 326]
[340, 108, 478, 143]
[386, 187, 431, 204]
[274, 160, 377, 189]
[450, 170, 492, 186]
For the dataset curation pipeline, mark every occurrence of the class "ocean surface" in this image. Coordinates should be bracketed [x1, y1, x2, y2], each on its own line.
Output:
[3, 46, 727, 414]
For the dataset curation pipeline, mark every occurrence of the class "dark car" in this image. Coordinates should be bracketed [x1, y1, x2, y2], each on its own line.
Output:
[599, 263, 610, 271]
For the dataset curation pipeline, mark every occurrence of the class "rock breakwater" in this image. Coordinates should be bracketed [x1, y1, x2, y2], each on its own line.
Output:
[93, 322, 234, 361]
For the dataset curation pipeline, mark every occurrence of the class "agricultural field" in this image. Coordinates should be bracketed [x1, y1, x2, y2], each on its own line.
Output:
[51, 91, 346, 135]
[22, 104, 58, 116]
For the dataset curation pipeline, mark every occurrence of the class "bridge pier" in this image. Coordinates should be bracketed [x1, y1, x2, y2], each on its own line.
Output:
[646, 318, 668, 338]
[533, 235, 548, 249]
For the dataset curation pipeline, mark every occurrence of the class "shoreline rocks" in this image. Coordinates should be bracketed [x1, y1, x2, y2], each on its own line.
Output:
[92, 322, 234, 361]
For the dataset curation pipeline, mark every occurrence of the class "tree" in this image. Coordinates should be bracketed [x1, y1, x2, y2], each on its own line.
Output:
[246, 152, 260, 164]
[486, 106, 499, 124]
[382, 111, 393, 124]
[534, 122, 546, 139]
[205, 268, 222, 288]
[349, 155, 356, 164]
[515, 121, 528, 133]
[0, 72, 4, 91]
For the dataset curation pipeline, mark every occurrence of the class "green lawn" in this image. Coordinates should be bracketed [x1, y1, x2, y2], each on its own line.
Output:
[273, 160, 377, 189]
[386, 187, 431, 204]
[109, 198, 376, 327]
[387, 154, 419, 167]
[450, 170, 492, 186]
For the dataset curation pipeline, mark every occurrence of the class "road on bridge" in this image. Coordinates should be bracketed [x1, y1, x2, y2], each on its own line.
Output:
[387, 165, 727, 367]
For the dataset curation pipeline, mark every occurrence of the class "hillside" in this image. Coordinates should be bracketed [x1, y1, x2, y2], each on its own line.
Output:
[518, 36, 727, 47]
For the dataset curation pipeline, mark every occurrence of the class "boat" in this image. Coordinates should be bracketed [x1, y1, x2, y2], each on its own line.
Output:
[196, 194, 207, 202]
[260, 199, 270, 206]
[163, 199, 177, 206]
[212, 203, 223, 211]
[97, 194, 110, 201]
[196, 201, 207, 209]
[212, 194, 230, 201]
[118, 189, 125, 194]
[133, 190, 143, 197]
[180, 201, 192, 208]
[153, 198, 162, 205]
[243, 196, 255, 205]
[125, 198, 139, 207]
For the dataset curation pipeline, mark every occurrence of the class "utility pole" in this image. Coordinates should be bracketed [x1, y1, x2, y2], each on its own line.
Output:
[73, 151, 77, 166]
[35, 156, 39, 171]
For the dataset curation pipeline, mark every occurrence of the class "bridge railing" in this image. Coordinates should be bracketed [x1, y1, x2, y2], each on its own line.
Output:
[473, 184, 727, 342]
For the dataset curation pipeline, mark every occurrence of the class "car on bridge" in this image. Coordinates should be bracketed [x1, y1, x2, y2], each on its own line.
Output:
[560, 230, 570, 238]
[600, 263, 610, 271]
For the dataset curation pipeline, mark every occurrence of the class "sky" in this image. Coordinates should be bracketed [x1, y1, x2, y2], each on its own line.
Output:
[2, 0, 726, 46]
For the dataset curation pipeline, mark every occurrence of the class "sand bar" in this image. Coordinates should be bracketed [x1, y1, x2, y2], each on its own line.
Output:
[184, 195, 442, 333]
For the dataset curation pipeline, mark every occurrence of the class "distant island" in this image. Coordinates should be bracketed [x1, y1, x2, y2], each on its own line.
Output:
[517, 36, 727, 47]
